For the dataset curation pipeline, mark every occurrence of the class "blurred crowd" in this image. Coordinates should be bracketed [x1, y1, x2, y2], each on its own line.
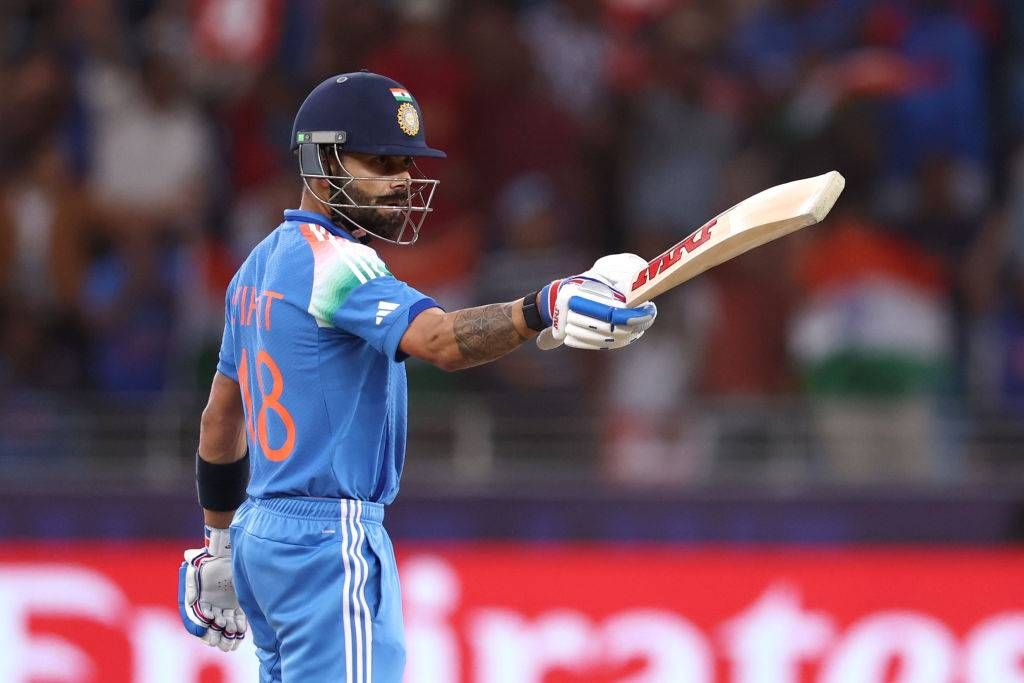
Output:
[3, 0, 1024, 483]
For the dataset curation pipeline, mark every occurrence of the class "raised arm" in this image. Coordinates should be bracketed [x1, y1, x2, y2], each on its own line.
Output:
[400, 254, 660, 371]
[399, 299, 537, 371]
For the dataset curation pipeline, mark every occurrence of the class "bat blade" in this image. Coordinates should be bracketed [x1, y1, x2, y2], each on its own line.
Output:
[625, 171, 845, 306]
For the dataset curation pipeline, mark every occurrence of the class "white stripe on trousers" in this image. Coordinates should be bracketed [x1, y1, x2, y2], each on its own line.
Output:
[340, 501, 355, 683]
[341, 500, 373, 682]
[355, 501, 374, 682]
[348, 506, 364, 683]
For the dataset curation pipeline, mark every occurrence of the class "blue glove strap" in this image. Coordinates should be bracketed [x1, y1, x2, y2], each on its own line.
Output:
[568, 296, 654, 328]
[537, 282, 554, 327]
[178, 561, 208, 637]
[610, 304, 654, 326]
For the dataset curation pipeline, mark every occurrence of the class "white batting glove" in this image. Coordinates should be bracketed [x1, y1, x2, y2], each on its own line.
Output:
[178, 527, 247, 652]
[536, 254, 658, 351]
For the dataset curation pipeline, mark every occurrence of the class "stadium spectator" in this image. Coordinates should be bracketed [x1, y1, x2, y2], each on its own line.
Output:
[0, 141, 91, 314]
[618, 3, 739, 261]
[79, 232, 178, 393]
[520, 0, 612, 124]
[731, 0, 867, 97]
[83, 49, 213, 239]
[0, 0, 1021, 487]
[788, 197, 953, 483]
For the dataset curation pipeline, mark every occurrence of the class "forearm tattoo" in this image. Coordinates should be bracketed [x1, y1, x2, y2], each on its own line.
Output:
[452, 303, 528, 367]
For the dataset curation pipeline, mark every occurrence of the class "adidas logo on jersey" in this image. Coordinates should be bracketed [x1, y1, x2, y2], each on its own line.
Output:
[376, 301, 399, 325]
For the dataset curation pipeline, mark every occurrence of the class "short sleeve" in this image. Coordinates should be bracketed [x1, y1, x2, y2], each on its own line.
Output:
[216, 287, 238, 380]
[332, 277, 438, 360]
[304, 235, 438, 361]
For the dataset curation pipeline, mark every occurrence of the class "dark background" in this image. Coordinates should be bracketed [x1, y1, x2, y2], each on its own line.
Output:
[3, 0, 1024, 543]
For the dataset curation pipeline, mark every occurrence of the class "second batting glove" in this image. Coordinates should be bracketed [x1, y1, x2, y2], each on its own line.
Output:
[178, 526, 247, 652]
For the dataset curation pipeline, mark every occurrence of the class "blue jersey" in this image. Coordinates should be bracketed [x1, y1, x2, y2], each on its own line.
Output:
[217, 209, 437, 503]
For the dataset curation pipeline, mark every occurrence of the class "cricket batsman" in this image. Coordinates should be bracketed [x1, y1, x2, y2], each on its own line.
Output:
[177, 71, 657, 681]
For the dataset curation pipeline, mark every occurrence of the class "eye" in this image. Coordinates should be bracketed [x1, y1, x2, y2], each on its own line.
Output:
[371, 155, 412, 174]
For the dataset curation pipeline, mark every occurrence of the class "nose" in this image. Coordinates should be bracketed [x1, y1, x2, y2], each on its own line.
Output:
[388, 170, 412, 189]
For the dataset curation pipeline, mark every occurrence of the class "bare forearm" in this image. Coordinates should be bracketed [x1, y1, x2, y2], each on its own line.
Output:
[203, 508, 236, 529]
[449, 301, 534, 369]
[198, 410, 247, 464]
[400, 295, 543, 371]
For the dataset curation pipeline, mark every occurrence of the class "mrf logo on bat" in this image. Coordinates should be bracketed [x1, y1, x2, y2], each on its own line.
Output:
[631, 219, 717, 291]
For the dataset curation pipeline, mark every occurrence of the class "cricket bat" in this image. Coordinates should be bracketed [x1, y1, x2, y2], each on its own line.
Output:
[536, 171, 844, 350]
[626, 170, 845, 305]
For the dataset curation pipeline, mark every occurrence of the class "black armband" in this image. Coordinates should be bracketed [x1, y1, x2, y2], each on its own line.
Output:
[522, 291, 546, 332]
[196, 451, 250, 512]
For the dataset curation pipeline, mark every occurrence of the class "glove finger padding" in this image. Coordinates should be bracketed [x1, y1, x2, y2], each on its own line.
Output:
[200, 606, 240, 651]
[563, 330, 647, 350]
[563, 324, 648, 350]
[541, 303, 655, 350]
[536, 254, 657, 351]
[537, 308, 655, 351]
[565, 302, 656, 334]
[564, 309, 613, 335]
[564, 311, 639, 338]
[219, 607, 246, 649]
[560, 301, 656, 349]
[564, 325, 629, 348]
[564, 323, 617, 345]
[202, 625, 222, 649]
[213, 614, 235, 649]
[221, 607, 240, 635]
[563, 335, 608, 350]
[179, 543, 247, 650]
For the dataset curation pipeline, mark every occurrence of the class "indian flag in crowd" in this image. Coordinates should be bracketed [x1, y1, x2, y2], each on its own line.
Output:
[789, 217, 952, 396]
[390, 88, 413, 102]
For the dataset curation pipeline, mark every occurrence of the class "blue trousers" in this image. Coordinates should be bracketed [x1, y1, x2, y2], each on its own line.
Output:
[230, 497, 405, 682]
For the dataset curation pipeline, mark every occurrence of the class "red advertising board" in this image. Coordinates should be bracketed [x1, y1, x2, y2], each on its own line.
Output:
[1, 543, 1022, 682]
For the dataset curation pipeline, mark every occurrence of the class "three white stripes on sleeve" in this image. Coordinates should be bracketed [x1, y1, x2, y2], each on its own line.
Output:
[307, 223, 388, 284]
[340, 499, 374, 683]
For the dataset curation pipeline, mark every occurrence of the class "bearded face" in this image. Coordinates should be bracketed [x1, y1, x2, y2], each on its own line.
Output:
[307, 148, 436, 245]
[333, 181, 411, 242]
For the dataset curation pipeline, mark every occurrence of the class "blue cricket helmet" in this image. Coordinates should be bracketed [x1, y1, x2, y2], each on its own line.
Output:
[290, 71, 446, 159]
[291, 71, 444, 246]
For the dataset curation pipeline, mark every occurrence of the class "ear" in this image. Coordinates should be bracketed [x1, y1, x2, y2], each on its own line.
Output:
[304, 178, 332, 202]
[312, 176, 332, 192]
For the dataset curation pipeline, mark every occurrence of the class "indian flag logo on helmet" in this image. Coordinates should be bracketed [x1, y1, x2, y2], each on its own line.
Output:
[390, 88, 414, 102]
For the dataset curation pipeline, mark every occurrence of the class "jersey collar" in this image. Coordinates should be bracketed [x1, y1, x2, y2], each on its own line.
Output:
[283, 209, 357, 242]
